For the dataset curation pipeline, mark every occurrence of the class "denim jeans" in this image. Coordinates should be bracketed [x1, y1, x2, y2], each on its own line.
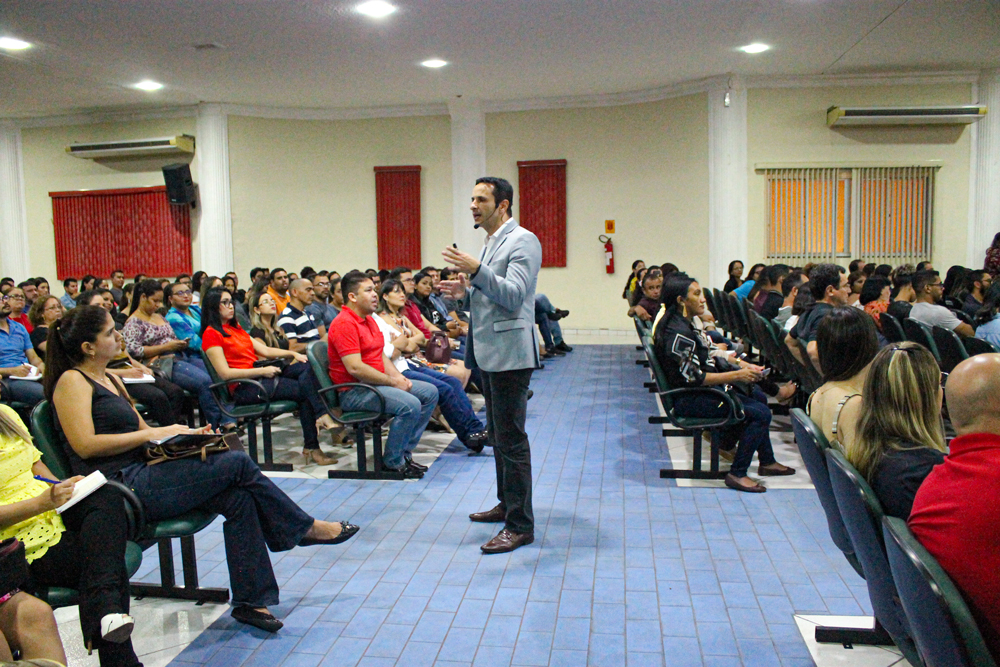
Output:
[5, 377, 44, 405]
[340, 380, 438, 469]
[481, 368, 534, 534]
[404, 365, 484, 442]
[673, 385, 776, 478]
[535, 293, 563, 349]
[121, 450, 314, 608]
[170, 357, 233, 428]
[233, 361, 326, 450]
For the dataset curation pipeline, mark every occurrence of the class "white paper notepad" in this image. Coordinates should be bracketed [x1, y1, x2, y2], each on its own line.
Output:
[55, 470, 108, 514]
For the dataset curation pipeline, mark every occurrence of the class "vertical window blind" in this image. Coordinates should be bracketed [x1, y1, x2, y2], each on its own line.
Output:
[765, 166, 935, 266]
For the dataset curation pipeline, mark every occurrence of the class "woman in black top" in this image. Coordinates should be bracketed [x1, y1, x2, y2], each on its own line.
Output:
[27, 295, 64, 356]
[723, 260, 744, 293]
[849, 342, 947, 519]
[44, 306, 359, 633]
[248, 291, 288, 349]
[653, 274, 795, 492]
[410, 270, 447, 328]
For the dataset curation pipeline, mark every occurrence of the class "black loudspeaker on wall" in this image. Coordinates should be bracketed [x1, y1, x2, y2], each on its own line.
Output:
[162, 163, 197, 207]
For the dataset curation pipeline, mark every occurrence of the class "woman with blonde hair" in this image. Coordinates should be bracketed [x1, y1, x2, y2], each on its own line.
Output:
[849, 342, 946, 519]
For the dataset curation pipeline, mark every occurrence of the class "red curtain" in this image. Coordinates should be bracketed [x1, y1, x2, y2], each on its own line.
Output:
[50, 186, 192, 279]
[517, 159, 567, 268]
[375, 166, 422, 270]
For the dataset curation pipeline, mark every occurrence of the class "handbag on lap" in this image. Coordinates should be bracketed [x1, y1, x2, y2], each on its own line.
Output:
[425, 331, 452, 364]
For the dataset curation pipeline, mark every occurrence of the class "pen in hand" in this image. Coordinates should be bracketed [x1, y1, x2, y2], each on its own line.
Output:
[33, 475, 60, 485]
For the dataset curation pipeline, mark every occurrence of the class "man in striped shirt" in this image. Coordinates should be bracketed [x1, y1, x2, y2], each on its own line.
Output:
[278, 278, 327, 353]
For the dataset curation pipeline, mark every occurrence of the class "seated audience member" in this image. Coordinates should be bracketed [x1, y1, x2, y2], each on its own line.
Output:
[201, 288, 340, 466]
[306, 273, 340, 329]
[849, 258, 864, 274]
[79, 290, 186, 427]
[783, 286, 815, 333]
[164, 281, 202, 353]
[374, 281, 488, 453]
[410, 270, 451, 331]
[189, 271, 206, 304]
[848, 342, 945, 519]
[16, 281, 37, 311]
[249, 291, 288, 350]
[916, 261, 934, 272]
[873, 264, 892, 279]
[0, 292, 45, 406]
[846, 270, 866, 307]
[35, 278, 50, 299]
[723, 260, 743, 293]
[752, 265, 789, 319]
[909, 354, 1000, 662]
[46, 305, 357, 633]
[886, 272, 915, 322]
[376, 279, 470, 386]
[627, 267, 648, 307]
[265, 268, 291, 315]
[199, 276, 223, 305]
[60, 277, 80, 309]
[653, 273, 795, 493]
[80, 275, 98, 295]
[862, 262, 876, 277]
[972, 282, 1000, 348]
[941, 265, 969, 311]
[0, 403, 142, 666]
[909, 270, 975, 337]
[109, 269, 126, 308]
[278, 278, 325, 353]
[328, 271, 438, 479]
[786, 263, 849, 370]
[859, 276, 891, 332]
[962, 270, 991, 319]
[391, 267, 438, 339]
[0, 278, 12, 294]
[732, 263, 765, 300]
[622, 260, 646, 300]
[122, 280, 231, 430]
[27, 296, 64, 357]
[808, 307, 878, 450]
[628, 269, 663, 322]
[223, 272, 246, 305]
[249, 267, 268, 286]
[774, 270, 807, 327]
[535, 293, 571, 356]
[5, 287, 32, 333]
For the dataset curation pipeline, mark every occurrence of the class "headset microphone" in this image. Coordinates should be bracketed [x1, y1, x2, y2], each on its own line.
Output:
[474, 224, 480, 229]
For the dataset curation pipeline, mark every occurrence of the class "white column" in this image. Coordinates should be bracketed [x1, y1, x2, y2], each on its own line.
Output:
[968, 69, 1000, 267]
[0, 124, 31, 279]
[707, 78, 748, 290]
[195, 103, 234, 275]
[448, 98, 487, 254]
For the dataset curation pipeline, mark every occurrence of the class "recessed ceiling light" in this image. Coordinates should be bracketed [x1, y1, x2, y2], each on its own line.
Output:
[739, 43, 770, 54]
[0, 37, 32, 50]
[356, 0, 397, 18]
[133, 80, 164, 91]
[421, 59, 448, 68]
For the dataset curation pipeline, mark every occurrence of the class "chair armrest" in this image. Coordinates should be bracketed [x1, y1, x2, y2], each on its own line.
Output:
[105, 479, 146, 542]
[660, 386, 745, 429]
[318, 382, 388, 418]
[208, 378, 271, 419]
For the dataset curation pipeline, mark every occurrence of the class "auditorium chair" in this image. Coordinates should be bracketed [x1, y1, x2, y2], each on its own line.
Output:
[826, 449, 924, 666]
[201, 350, 294, 473]
[880, 312, 906, 343]
[903, 318, 941, 365]
[932, 325, 969, 374]
[305, 341, 403, 481]
[962, 336, 999, 356]
[30, 401, 228, 604]
[883, 516, 998, 667]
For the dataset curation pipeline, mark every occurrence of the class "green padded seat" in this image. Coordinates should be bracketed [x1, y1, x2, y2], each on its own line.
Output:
[139, 512, 217, 540]
[35, 541, 144, 609]
[224, 400, 298, 420]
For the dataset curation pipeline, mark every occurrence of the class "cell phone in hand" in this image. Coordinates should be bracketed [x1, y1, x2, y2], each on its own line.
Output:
[761, 368, 772, 378]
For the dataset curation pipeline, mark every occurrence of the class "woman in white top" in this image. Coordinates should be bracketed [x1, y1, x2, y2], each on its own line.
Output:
[808, 307, 880, 449]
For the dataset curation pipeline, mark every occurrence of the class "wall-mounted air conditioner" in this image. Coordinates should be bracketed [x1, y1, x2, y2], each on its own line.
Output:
[66, 134, 195, 159]
[827, 105, 987, 127]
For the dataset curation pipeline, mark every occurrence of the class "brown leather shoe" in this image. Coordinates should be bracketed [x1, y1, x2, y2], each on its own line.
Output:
[758, 463, 796, 476]
[469, 504, 505, 523]
[481, 528, 534, 554]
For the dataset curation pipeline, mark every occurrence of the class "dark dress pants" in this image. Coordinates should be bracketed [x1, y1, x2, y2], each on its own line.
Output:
[126, 376, 185, 425]
[233, 361, 325, 450]
[27, 485, 138, 667]
[480, 368, 534, 534]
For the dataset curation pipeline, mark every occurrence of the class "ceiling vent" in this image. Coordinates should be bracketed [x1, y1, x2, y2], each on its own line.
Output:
[827, 105, 987, 127]
[66, 134, 195, 159]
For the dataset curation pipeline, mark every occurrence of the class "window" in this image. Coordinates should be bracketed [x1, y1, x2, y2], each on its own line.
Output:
[764, 166, 936, 266]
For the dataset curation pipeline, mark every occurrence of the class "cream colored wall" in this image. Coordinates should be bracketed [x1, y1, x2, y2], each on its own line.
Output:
[746, 84, 973, 273]
[227, 114, 452, 282]
[20, 117, 198, 281]
[485, 94, 710, 331]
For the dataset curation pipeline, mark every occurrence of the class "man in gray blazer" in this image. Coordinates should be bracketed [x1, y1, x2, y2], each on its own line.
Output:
[441, 177, 542, 554]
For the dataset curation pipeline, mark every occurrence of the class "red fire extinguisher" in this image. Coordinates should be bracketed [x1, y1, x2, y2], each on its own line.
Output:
[600, 234, 614, 274]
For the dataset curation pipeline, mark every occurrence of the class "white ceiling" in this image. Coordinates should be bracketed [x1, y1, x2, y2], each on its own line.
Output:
[1, 0, 998, 119]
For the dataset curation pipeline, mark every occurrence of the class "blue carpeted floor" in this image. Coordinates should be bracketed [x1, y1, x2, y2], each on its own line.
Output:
[154, 345, 870, 667]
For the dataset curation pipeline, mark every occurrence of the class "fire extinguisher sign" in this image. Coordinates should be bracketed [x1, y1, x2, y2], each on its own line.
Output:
[605, 219, 615, 234]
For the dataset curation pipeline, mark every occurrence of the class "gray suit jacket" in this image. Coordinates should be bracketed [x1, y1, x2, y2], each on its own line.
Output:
[464, 219, 543, 372]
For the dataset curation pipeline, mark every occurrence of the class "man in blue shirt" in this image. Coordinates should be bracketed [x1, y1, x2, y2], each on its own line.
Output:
[306, 274, 340, 329]
[60, 277, 79, 309]
[0, 293, 46, 406]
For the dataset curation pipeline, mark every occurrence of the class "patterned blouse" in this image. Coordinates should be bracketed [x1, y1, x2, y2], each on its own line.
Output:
[122, 316, 178, 360]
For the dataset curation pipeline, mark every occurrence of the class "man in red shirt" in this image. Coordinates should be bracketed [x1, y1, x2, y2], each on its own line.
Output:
[909, 353, 1000, 661]
[327, 271, 438, 479]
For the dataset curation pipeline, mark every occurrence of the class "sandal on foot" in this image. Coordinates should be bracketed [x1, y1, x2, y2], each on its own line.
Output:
[101, 613, 135, 643]
[303, 449, 339, 466]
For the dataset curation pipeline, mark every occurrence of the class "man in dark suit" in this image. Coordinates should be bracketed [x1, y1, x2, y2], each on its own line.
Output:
[441, 177, 543, 554]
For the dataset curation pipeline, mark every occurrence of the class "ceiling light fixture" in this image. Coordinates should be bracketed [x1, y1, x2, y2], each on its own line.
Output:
[0, 37, 32, 50]
[738, 43, 770, 54]
[133, 80, 164, 91]
[421, 59, 447, 68]
[356, 0, 397, 18]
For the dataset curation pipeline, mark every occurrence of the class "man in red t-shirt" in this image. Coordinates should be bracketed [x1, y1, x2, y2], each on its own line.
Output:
[327, 271, 438, 478]
[909, 353, 1000, 661]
